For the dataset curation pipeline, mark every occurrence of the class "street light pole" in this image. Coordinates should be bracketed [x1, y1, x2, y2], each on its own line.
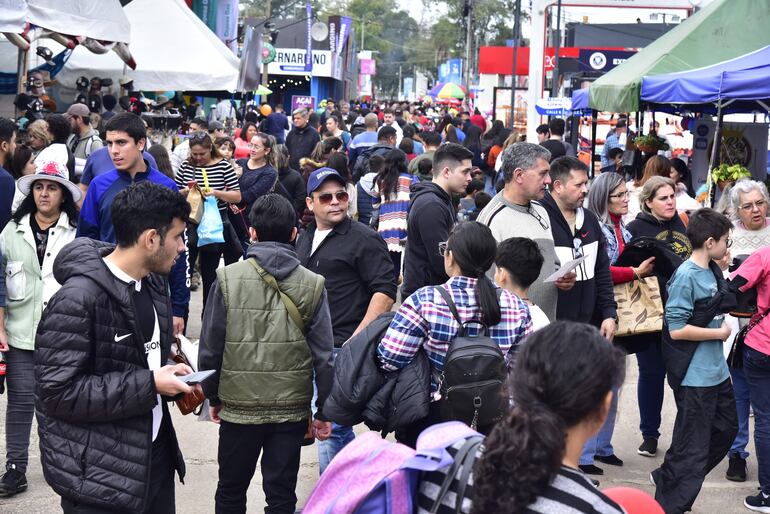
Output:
[551, 0, 562, 98]
[509, 0, 521, 129]
[464, 0, 473, 87]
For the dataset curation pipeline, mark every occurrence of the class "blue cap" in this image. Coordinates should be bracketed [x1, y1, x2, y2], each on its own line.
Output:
[307, 167, 346, 195]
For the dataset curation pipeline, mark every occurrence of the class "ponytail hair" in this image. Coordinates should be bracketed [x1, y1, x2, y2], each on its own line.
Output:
[446, 221, 501, 326]
[472, 322, 626, 514]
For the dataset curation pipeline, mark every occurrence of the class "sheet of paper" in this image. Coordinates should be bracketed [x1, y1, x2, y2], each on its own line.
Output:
[543, 255, 587, 283]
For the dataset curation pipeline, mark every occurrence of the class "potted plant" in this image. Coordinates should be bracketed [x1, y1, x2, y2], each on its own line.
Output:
[633, 132, 670, 154]
[710, 163, 750, 190]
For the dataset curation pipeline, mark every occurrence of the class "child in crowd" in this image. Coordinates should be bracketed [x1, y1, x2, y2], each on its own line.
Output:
[494, 237, 550, 331]
[652, 208, 737, 514]
[470, 192, 491, 221]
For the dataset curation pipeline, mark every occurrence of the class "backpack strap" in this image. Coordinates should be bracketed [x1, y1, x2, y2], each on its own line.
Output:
[247, 258, 305, 334]
[453, 438, 483, 514]
[429, 435, 484, 514]
[433, 286, 466, 336]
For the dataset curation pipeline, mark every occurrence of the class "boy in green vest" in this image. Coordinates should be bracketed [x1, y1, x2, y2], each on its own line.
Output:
[199, 193, 334, 514]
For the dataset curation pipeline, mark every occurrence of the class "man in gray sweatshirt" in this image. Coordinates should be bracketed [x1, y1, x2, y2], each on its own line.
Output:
[476, 142, 576, 321]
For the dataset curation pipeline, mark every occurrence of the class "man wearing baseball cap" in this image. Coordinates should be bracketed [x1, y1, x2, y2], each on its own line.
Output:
[65, 103, 103, 177]
[295, 167, 396, 474]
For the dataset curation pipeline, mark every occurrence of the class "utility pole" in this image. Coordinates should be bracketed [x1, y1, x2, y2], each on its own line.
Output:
[260, 0, 271, 104]
[551, 0, 563, 98]
[464, 0, 473, 86]
[509, 0, 521, 129]
[398, 65, 403, 100]
[360, 20, 365, 50]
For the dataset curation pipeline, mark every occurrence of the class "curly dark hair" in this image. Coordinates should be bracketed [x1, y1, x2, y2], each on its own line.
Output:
[471, 322, 626, 514]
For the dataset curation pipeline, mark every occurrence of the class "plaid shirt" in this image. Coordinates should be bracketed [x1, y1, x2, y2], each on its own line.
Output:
[601, 131, 623, 168]
[377, 276, 532, 393]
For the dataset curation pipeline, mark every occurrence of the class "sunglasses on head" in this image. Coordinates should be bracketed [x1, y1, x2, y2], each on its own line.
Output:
[316, 190, 349, 204]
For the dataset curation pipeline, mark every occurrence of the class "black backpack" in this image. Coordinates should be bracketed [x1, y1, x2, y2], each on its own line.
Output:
[433, 286, 507, 430]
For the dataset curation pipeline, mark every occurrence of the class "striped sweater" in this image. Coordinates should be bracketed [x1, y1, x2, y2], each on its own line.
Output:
[373, 173, 416, 252]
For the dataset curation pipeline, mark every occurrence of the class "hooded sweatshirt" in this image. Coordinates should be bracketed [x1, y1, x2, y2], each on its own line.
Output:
[401, 181, 455, 298]
[540, 193, 616, 324]
[198, 242, 334, 418]
[626, 211, 692, 262]
[286, 123, 321, 171]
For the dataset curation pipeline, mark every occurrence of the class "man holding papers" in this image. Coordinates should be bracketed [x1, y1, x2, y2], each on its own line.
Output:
[541, 156, 617, 340]
[478, 142, 576, 321]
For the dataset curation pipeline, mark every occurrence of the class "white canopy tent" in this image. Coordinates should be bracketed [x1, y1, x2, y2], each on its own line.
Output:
[56, 0, 239, 92]
[0, 0, 130, 42]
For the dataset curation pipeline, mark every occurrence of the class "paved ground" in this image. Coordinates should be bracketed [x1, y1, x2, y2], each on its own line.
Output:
[0, 286, 760, 513]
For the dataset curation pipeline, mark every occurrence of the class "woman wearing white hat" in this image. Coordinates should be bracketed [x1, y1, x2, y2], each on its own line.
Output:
[0, 154, 80, 497]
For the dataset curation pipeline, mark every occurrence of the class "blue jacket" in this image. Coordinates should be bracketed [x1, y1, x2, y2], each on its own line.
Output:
[81, 147, 158, 186]
[77, 164, 190, 317]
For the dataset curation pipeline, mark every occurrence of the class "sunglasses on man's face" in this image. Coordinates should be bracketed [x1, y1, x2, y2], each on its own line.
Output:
[316, 191, 349, 204]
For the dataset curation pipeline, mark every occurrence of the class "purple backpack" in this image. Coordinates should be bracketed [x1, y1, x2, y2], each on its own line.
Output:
[302, 422, 482, 514]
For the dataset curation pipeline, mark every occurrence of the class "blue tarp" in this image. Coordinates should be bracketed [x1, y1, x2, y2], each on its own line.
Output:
[641, 45, 770, 113]
[571, 88, 589, 112]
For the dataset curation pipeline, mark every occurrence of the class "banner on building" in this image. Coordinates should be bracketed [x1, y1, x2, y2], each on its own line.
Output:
[438, 59, 463, 84]
[578, 49, 636, 73]
[304, 2, 313, 72]
[191, 0, 239, 53]
[292, 95, 316, 111]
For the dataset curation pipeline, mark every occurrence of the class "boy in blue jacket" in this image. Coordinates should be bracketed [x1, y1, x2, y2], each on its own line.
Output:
[652, 208, 737, 514]
[77, 113, 190, 334]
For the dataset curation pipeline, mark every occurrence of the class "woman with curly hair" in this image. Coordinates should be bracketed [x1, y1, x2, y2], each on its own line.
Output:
[472, 322, 627, 514]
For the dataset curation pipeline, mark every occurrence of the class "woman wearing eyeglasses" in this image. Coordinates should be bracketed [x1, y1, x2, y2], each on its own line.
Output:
[577, 172, 656, 476]
[176, 133, 242, 309]
[235, 133, 279, 221]
[377, 221, 532, 447]
[626, 176, 692, 460]
[720, 179, 770, 482]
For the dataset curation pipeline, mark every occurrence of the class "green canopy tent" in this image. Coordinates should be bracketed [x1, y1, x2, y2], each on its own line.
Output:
[589, 0, 770, 113]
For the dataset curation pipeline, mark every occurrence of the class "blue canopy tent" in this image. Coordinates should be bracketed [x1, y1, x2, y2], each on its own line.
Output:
[641, 46, 770, 205]
[641, 45, 770, 113]
[571, 88, 590, 112]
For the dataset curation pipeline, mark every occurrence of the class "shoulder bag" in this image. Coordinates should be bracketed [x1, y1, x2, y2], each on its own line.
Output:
[728, 307, 770, 369]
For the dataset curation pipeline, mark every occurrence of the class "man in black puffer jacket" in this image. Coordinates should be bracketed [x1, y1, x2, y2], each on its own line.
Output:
[35, 182, 195, 513]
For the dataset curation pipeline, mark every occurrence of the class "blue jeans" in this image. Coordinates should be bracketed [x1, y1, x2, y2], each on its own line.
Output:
[729, 365, 751, 459]
[636, 341, 666, 439]
[312, 348, 355, 475]
[580, 388, 620, 465]
[743, 346, 770, 492]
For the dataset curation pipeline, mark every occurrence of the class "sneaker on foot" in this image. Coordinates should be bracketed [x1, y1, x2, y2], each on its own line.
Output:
[727, 455, 747, 482]
[637, 437, 658, 457]
[745, 491, 770, 513]
[0, 464, 27, 497]
[595, 454, 624, 466]
[590, 478, 600, 487]
[579, 464, 604, 475]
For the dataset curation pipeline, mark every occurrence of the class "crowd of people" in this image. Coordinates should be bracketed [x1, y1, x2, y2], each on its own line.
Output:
[0, 93, 768, 514]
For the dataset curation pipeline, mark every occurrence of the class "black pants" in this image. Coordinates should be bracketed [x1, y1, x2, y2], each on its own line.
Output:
[198, 242, 239, 314]
[652, 378, 737, 514]
[215, 419, 306, 514]
[61, 419, 176, 513]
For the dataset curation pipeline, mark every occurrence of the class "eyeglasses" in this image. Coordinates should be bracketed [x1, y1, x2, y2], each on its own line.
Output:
[528, 205, 549, 230]
[739, 200, 766, 212]
[248, 144, 264, 150]
[609, 191, 630, 199]
[190, 131, 209, 143]
[438, 241, 448, 257]
[316, 191, 349, 204]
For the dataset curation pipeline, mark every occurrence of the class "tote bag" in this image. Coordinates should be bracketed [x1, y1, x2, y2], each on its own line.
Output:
[614, 276, 664, 337]
[196, 168, 225, 246]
